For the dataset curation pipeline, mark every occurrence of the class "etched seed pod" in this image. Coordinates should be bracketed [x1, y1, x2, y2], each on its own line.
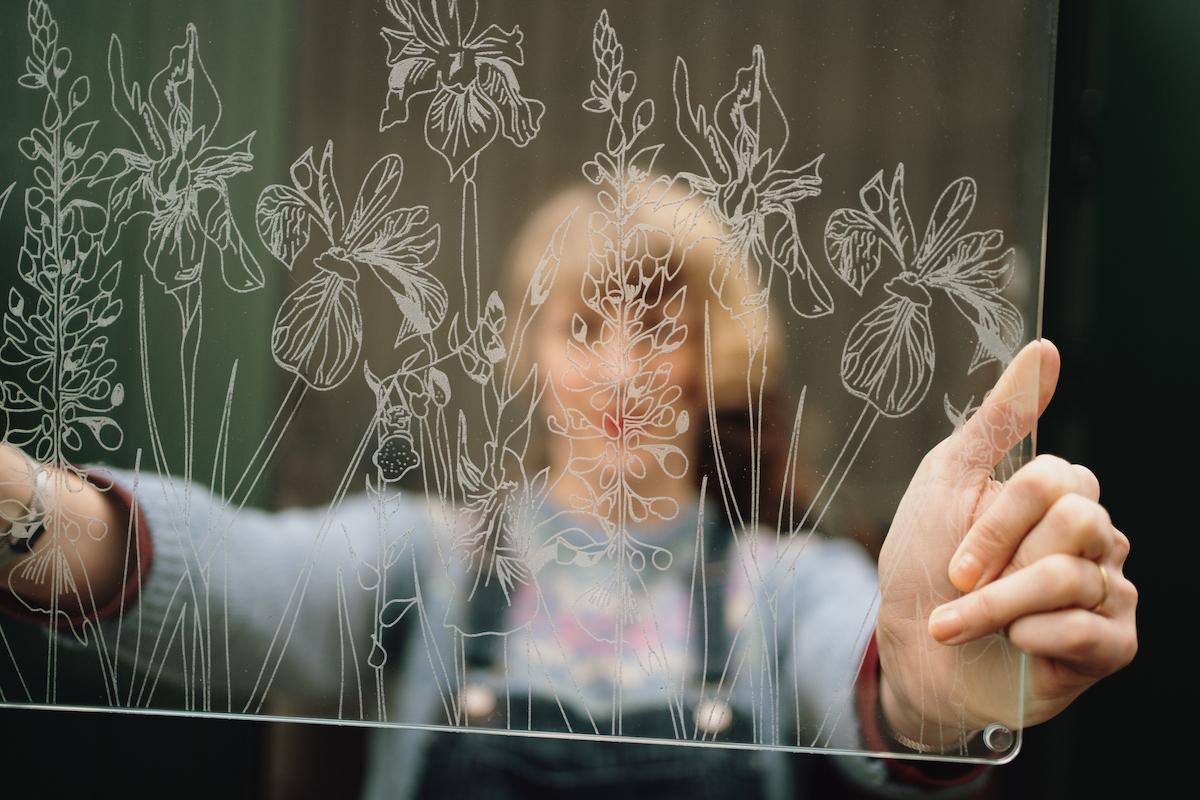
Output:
[374, 429, 420, 483]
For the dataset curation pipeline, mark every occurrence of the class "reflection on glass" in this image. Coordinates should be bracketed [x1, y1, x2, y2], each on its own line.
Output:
[0, 0, 1056, 774]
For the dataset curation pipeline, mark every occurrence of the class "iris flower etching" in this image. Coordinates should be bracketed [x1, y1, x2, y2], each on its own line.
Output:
[379, 0, 545, 178]
[102, 26, 261, 297]
[674, 46, 832, 320]
[256, 141, 443, 391]
[674, 46, 830, 538]
[792, 165, 1026, 542]
[96, 24, 263, 516]
[825, 164, 1023, 418]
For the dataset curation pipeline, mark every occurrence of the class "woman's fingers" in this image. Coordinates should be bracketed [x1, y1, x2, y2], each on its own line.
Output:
[928, 553, 1112, 645]
[1000, 492, 1116, 578]
[948, 455, 1098, 592]
[1070, 463, 1101, 502]
[1008, 602, 1138, 676]
[951, 339, 1060, 477]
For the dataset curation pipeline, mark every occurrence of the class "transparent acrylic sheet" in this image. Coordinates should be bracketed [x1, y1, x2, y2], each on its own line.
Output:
[0, 0, 1054, 764]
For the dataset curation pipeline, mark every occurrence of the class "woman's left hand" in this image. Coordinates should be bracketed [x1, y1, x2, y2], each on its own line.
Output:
[875, 340, 1137, 749]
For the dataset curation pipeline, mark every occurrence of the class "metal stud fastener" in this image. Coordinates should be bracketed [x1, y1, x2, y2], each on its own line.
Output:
[982, 723, 1014, 752]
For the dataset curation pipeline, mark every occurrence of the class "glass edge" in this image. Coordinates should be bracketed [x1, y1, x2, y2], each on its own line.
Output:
[0, 699, 1023, 765]
[1035, 0, 1062, 348]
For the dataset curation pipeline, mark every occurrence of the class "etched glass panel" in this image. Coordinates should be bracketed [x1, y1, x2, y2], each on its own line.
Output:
[0, 0, 1056, 767]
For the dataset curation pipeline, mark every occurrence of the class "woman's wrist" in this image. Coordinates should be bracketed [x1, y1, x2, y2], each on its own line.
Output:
[878, 670, 977, 754]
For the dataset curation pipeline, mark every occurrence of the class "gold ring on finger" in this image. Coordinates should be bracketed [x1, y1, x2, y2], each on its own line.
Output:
[1090, 563, 1110, 613]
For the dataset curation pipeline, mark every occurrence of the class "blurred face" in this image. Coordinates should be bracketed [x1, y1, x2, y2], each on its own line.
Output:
[536, 256, 705, 510]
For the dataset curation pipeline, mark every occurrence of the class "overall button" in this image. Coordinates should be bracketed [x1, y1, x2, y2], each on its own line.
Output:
[694, 698, 733, 736]
[463, 684, 498, 720]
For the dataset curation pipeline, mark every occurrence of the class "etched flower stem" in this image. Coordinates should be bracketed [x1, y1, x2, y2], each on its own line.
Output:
[460, 157, 481, 324]
[794, 402, 879, 538]
[226, 375, 308, 508]
[171, 284, 202, 519]
[242, 404, 386, 712]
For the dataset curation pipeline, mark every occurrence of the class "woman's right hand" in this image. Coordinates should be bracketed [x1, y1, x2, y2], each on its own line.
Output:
[875, 341, 1137, 750]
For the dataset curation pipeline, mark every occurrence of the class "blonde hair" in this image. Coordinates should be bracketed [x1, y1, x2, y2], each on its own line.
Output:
[502, 183, 778, 411]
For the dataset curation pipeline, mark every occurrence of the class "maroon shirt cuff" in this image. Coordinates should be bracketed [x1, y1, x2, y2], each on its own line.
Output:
[0, 467, 153, 628]
[856, 632, 987, 791]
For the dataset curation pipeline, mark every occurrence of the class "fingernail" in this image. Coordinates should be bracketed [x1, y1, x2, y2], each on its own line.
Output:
[928, 606, 963, 642]
[949, 553, 983, 592]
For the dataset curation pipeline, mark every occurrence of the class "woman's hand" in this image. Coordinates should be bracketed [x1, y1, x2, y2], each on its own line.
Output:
[875, 340, 1137, 750]
[0, 445, 129, 616]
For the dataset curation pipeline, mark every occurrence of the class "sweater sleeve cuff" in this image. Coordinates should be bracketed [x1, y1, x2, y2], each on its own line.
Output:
[0, 467, 154, 627]
[856, 631, 988, 791]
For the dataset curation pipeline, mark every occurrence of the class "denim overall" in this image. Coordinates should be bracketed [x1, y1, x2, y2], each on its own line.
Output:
[413, 510, 778, 799]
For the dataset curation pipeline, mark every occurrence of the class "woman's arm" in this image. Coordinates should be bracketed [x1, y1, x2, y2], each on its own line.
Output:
[0, 445, 130, 617]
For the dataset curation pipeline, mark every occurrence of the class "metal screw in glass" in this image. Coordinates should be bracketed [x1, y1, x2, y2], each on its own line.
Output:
[983, 723, 1014, 752]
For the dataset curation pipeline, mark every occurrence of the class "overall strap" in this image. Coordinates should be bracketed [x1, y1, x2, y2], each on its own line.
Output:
[699, 505, 733, 685]
[463, 517, 510, 668]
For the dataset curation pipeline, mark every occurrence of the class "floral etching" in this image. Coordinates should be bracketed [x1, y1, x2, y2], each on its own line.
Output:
[0, 1, 1047, 753]
[674, 46, 831, 321]
[379, 0, 545, 178]
[257, 141, 442, 391]
[826, 164, 1021, 417]
[103, 26, 261, 297]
